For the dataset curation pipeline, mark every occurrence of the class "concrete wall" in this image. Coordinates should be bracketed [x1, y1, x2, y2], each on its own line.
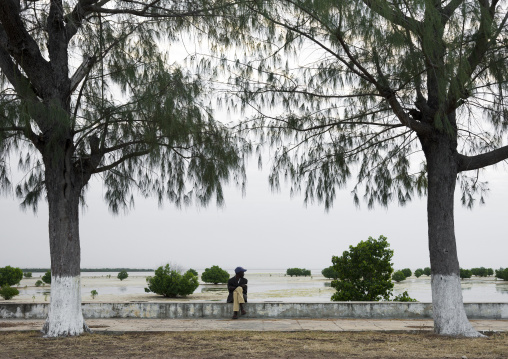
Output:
[1, 302, 508, 320]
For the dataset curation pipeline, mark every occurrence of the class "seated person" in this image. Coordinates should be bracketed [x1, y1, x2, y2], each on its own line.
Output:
[227, 267, 248, 319]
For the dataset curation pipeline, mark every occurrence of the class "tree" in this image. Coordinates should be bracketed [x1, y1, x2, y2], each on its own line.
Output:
[0, 285, 19, 300]
[495, 268, 508, 280]
[187, 268, 199, 277]
[460, 268, 472, 279]
[393, 271, 406, 283]
[330, 235, 394, 301]
[414, 269, 424, 278]
[0, 266, 23, 286]
[0, 0, 247, 337]
[321, 266, 339, 279]
[145, 265, 199, 297]
[42, 270, 51, 284]
[286, 268, 311, 277]
[423, 267, 432, 277]
[117, 271, 128, 281]
[401, 268, 412, 278]
[487, 268, 494, 276]
[231, 0, 508, 336]
[201, 265, 229, 284]
[23, 272, 32, 278]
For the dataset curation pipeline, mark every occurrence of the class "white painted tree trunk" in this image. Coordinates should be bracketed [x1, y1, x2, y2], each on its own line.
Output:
[431, 274, 484, 337]
[42, 275, 90, 337]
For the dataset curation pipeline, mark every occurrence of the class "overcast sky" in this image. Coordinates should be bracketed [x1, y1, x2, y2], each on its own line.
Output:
[1, 153, 507, 272]
[1, 35, 507, 273]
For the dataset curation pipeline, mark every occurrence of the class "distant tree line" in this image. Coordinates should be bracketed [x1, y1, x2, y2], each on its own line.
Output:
[21, 268, 154, 273]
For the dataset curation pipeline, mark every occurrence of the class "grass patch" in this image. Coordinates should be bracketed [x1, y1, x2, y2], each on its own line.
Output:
[1, 331, 506, 358]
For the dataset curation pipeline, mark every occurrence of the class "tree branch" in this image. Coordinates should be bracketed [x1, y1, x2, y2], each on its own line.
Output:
[457, 145, 508, 172]
[0, 0, 51, 95]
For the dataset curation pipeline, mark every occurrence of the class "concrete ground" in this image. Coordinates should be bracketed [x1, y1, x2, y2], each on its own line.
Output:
[1, 318, 507, 333]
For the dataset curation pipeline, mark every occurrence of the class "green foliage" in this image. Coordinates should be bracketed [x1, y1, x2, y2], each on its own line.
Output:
[145, 265, 199, 297]
[117, 270, 129, 281]
[227, 1, 508, 211]
[0, 2, 249, 215]
[187, 269, 198, 277]
[35, 280, 43, 287]
[392, 271, 406, 283]
[401, 268, 412, 278]
[460, 269, 472, 279]
[321, 266, 338, 279]
[90, 290, 98, 299]
[201, 265, 229, 284]
[331, 235, 394, 301]
[23, 272, 32, 278]
[423, 267, 431, 276]
[0, 285, 19, 300]
[414, 269, 423, 278]
[487, 268, 494, 276]
[41, 270, 51, 284]
[471, 267, 491, 277]
[392, 291, 417, 302]
[286, 268, 311, 277]
[0, 266, 23, 286]
[495, 268, 508, 281]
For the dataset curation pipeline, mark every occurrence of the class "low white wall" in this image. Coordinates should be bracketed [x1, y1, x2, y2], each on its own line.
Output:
[1, 302, 508, 320]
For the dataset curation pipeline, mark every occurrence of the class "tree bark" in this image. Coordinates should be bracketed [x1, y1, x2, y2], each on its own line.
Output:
[41, 144, 90, 337]
[421, 130, 483, 337]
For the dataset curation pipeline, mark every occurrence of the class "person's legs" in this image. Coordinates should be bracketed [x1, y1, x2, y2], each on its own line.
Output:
[232, 286, 245, 319]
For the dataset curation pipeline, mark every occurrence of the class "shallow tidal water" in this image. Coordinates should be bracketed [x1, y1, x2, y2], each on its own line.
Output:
[16, 270, 508, 302]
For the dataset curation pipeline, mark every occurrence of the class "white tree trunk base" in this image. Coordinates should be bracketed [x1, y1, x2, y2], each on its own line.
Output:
[41, 275, 91, 337]
[432, 274, 485, 337]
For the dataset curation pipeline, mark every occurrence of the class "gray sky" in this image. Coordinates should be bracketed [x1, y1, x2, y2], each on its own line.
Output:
[1, 155, 507, 271]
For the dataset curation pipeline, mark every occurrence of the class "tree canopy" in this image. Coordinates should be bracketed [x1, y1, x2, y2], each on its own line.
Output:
[222, 0, 508, 337]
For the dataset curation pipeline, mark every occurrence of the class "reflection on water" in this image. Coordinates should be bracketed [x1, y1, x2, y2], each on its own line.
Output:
[201, 287, 228, 293]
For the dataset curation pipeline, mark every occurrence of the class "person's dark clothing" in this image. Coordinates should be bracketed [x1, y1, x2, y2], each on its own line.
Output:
[227, 276, 248, 303]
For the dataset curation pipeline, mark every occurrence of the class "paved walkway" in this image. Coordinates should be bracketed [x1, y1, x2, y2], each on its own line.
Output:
[1, 318, 507, 333]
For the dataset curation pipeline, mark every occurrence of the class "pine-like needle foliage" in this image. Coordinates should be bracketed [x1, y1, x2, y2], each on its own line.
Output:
[0, 0, 251, 212]
[225, 0, 508, 209]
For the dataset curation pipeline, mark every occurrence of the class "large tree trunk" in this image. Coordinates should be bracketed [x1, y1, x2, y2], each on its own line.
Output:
[422, 132, 482, 337]
[41, 145, 90, 337]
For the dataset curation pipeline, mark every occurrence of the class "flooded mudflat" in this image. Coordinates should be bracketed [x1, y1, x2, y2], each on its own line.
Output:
[9, 270, 508, 303]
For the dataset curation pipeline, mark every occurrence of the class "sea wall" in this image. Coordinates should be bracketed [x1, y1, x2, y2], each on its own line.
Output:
[1, 302, 508, 320]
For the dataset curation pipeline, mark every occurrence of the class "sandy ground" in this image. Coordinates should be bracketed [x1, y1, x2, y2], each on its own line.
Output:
[7, 272, 336, 303]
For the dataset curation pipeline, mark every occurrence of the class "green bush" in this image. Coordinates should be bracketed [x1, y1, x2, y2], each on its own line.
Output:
[331, 235, 394, 301]
[414, 269, 423, 278]
[487, 268, 494, 276]
[90, 290, 98, 299]
[187, 268, 198, 277]
[423, 267, 431, 276]
[286, 268, 311, 277]
[0, 266, 23, 286]
[0, 285, 20, 300]
[321, 266, 339, 279]
[117, 270, 128, 281]
[392, 291, 417, 302]
[145, 265, 199, 297]
[42, 270, 51, 284]
[495, 268, 508, 281]
[471, 267, 489, 277]
[35, 280, 43, 287]
[201, 265, 229, 284]
[392, 271, 406, 282]
[23, 272, 32, 278]
[460, 268, 472, 279]
[401, 268, 412, 278]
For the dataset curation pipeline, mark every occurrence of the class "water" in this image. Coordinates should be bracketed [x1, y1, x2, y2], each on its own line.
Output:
[19, 271, 508, 302]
